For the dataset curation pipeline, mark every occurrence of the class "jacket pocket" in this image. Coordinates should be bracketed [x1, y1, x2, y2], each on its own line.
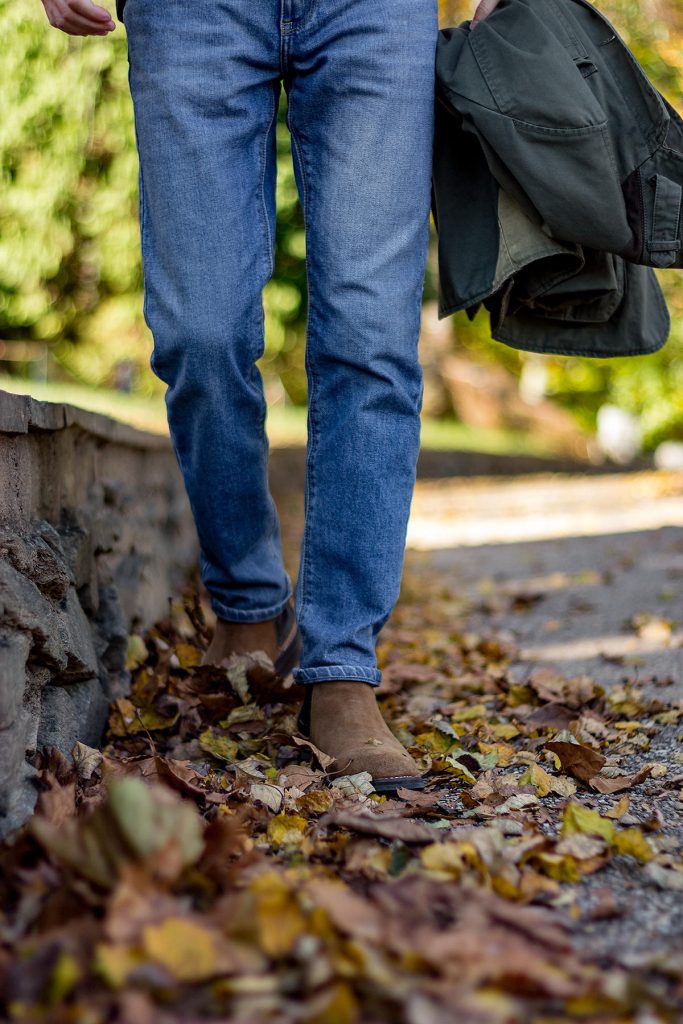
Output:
[507, 119, 632, 254]
[468, 1, 607, 132]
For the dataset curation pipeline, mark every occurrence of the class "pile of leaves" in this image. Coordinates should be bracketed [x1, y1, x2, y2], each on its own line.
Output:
[1, 567, 683, 1023]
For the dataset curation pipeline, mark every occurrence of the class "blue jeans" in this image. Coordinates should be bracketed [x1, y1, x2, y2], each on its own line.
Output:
[123, 0, 437, 686]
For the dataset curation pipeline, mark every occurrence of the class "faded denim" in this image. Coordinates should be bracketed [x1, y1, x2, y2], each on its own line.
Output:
[123, 0, 438, 686]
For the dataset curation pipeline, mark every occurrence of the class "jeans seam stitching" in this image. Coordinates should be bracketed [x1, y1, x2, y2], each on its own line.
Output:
[288, 118, 317, 619]
[259, 85, 279, 282]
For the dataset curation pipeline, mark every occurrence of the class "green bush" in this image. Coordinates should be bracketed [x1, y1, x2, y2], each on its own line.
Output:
[1, 0, 682, 445]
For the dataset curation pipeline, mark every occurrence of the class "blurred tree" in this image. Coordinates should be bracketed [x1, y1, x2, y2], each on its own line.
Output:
[0, 0, 682, 445]
[0, 0, 307, 400]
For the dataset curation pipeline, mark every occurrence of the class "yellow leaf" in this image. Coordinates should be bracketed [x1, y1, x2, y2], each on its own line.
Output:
[250, 873, 308, 958]
[414, 730, 454, 753]
[478, 741, 515, 767]
[296, 790, 334, 815]
[306, 982, 359, 1024]
[532, 852, 581, 883]
[488, 722, 520, 740]
[108, 698, 178, 736]
[199, 728, 239, 763]
[519, 763, 552, 797]
[613, 827, 654, 862]
[267, 814, 308, 849]
[95, 944, 143, 989]
[142, 918, 217, 982]
[451, 704, 488, 723]
[175, 642, 202, 669]
[47, 951, 80, 1004]
[562, 802, 616, 843]
[125, 634, 148, 671]
[606, 795, 630, 819]
[420, 842, 479, 878]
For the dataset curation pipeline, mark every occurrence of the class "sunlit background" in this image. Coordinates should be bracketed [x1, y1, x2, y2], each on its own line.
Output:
[1, 0, 682, 463]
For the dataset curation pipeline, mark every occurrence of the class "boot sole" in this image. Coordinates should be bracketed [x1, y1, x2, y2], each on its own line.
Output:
[372, 775, 428, 794]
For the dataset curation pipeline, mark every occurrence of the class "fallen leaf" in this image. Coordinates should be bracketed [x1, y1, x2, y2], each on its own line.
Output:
[589, 765, 651, 794]
[72, 742, 103, 782]
[546, 741, 606, 783]
[142, 918, 218, 982]
[250, 784, 284, 814]
[330, 772, 375, 799]
[267, 814, 308, 848]
[613, 828, 654, 862]
[320, 808, 438, 844]
[292, 735, 335, 771]
[562, 803, 616, 843]
[31, 778, 204, 888]
[644, 862, 683, 891]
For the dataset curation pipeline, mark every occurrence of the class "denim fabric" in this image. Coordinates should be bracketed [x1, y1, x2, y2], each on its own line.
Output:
[123, 0, 438, 686]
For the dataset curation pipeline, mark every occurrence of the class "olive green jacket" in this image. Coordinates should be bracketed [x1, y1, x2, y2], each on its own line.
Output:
[433, 0, 683, 358]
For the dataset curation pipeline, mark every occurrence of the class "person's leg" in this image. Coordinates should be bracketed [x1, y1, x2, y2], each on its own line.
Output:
[123, 0, 292, 655]
[285, 0, 438, 780]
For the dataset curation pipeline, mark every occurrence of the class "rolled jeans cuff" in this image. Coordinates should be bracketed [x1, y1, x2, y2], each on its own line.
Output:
[292, 665, 382, 687]
[210, 587, 292, 624]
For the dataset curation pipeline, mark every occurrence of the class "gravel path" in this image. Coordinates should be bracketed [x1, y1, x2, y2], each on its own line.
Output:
[405, 469, 683, 969]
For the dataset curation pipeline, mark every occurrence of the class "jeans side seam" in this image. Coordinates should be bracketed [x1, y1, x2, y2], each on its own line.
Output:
[288, 119, 318, 619]
[258, 84, 279, 283]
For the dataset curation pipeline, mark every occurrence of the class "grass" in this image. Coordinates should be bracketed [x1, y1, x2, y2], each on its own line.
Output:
[0, 374, 558, 458]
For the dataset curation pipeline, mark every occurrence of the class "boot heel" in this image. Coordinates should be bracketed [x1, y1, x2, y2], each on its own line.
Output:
[296, 685, 313, 736]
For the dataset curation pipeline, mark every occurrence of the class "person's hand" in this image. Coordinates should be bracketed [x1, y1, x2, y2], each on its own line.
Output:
[41, 0, 116, 35]
[471, 0, 503, 29]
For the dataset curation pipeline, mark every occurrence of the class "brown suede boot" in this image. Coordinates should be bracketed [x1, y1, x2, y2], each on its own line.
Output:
[202, 618, 279, 665]
[201, 601, 301, 678]
[303, 682, 425, 793]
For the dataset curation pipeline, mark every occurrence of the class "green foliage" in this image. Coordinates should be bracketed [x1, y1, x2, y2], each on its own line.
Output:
[0, 0, 307, 399]
[1, 0, 683, 443]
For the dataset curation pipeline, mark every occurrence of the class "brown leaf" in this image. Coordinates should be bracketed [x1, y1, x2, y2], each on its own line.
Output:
[545, 741, 606, 783]
[589, 765, 651, 794]
[278, 764, 324, 792]
[291, 735, 335, 771]
[154, 756, 207, 798]
[523, 704, 578, 730]
[304, 879, 384, 943]
[320, 807, 438, 844]
[71, 742, 103, 782]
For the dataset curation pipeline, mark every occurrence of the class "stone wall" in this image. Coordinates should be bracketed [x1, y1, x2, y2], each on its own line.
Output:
[0, 390, 198, 838]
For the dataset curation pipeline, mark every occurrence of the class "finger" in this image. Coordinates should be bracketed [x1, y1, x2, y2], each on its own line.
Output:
[52, 0, 115, 31]
[70, 0, 115, 22]
[471, 0, 499, 28]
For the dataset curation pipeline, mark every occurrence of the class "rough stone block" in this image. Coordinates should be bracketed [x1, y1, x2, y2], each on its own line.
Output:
[0, 389, 198, 838]
[0, 631, 31, 729]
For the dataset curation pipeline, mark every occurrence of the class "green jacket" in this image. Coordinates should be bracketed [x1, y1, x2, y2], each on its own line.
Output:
[432, 0, 683, 358]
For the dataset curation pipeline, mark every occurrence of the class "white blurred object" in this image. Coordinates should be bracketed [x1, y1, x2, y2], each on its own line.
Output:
[596, 404, 642, 464]
[519, 355, 549, 405]
[654, 441, 683, 471]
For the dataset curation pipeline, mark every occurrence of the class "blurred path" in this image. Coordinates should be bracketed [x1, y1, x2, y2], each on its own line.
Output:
[407, 471, 683, 695]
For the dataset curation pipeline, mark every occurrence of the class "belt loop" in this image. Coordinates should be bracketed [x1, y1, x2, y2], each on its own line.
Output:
[547, 0, 590, 62]
[647, 173, 682, 268]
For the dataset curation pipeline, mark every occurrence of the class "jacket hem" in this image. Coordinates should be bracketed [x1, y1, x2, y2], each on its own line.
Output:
[490, 329, 669, 360]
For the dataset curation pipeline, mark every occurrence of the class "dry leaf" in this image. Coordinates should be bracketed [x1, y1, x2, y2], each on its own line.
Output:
[545, 741, 606, 783]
